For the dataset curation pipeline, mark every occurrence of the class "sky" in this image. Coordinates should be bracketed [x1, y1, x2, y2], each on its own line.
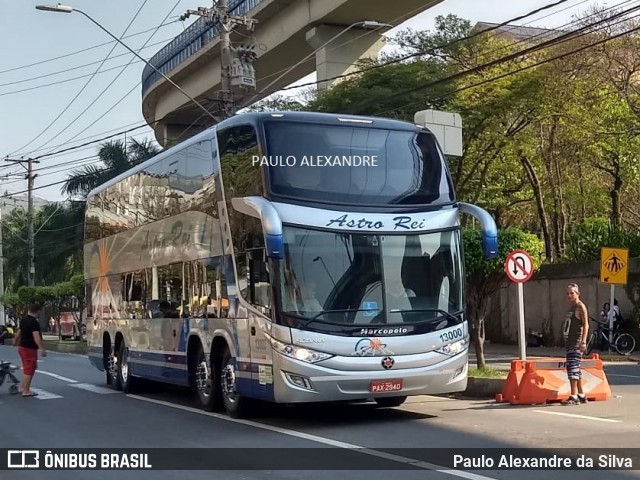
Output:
[0, 0, 621, 202]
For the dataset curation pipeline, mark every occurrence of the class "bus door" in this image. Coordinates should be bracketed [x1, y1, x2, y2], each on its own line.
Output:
[245, 248, 275, 399]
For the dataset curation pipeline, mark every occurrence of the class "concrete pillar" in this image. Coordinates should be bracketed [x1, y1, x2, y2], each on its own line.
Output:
[158, 122, 208, 148]
[305, 24, 386, 91]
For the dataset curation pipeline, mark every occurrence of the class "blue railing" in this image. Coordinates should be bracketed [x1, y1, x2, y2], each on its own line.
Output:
[142, 0, 264, 95]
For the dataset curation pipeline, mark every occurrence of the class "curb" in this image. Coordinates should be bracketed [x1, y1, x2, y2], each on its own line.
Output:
[43, 340, 88, 355]
[464, 377, 506, 398]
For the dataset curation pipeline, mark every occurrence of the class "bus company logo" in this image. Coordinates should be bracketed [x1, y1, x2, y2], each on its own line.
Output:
[352, 338, 394, 357]
[7, 450, 40, 469]
[325, 214, 431, 231]
[359, 327, 408, 336]
[381, 356, 395, 369]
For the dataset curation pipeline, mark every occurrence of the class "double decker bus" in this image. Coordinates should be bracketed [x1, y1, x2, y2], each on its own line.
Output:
[84, 111, 497, 417]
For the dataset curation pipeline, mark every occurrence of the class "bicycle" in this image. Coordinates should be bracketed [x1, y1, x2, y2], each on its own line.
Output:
[585, 317, 636, 356]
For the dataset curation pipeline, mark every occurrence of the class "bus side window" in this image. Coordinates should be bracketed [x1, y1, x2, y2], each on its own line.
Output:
[235, 215, 271, 316]
[247, 248, 270, 314]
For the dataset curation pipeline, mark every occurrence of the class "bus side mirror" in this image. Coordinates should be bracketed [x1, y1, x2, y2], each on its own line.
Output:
[458, 203, 498, 259]
[232, 197, 284, 260]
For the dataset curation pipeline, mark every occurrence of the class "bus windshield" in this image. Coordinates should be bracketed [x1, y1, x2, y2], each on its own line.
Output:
[279, 226, 463, 328]
[263, 121, 455, 206]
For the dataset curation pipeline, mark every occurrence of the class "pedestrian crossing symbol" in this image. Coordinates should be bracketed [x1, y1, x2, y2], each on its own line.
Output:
[600, 247, 629, 285]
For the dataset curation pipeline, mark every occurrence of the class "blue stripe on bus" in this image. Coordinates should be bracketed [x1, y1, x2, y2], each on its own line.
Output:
[129, 362, 190, 387]
[129, 350, 187, 365]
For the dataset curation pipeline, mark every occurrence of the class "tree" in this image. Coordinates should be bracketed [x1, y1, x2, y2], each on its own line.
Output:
[464, 228, 544, 369]
[62, 138, 160, 198]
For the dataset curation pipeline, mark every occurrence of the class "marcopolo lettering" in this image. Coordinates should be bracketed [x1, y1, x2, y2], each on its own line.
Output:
[360, 327, 408, 336]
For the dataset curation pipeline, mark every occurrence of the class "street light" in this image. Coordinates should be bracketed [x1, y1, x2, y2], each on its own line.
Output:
[248, 20, 392, 103]
[35, 4, 218, 122]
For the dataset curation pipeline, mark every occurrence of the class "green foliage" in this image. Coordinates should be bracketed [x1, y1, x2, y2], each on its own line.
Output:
[565, 220, 640, 262]
[463, 228, 545, 369]
[468, 367, 508, 379]
[463, 228, 545, 278]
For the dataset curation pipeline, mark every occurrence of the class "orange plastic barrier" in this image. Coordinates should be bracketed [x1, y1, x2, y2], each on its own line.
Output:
[496, 354, 611, 405]
[495, 360, 526, 403]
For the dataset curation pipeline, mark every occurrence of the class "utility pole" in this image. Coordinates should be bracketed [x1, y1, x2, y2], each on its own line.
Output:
[180, 0, 257, 119]
[4, 157, 39, 286]
[0, 204, 4, 326]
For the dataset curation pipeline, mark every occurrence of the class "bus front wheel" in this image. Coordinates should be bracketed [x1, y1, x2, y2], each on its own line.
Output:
[375, 396, 407, 408]
[221, 347, 250, 418]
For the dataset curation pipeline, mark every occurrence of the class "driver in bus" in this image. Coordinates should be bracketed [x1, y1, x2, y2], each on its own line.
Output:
[386, 282, 416, 312]
[296, 282, 323, 313]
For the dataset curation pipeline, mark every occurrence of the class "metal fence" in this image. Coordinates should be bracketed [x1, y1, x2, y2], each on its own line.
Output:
[141, 0, 264, 95]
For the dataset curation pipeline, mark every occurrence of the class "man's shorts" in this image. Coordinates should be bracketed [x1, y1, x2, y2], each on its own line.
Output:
[18, 347, 38, 375]
[565, 347, 582, 380]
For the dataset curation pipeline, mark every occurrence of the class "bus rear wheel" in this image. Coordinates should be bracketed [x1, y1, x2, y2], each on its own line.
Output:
[221, 347, 250, 418]
[106, 345, 121, 390]
[194, 345, 222, 412]
[374, 396, 407, 408]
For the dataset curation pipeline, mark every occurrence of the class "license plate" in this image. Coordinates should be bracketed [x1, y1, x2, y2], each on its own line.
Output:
[370, 379, 403, 393]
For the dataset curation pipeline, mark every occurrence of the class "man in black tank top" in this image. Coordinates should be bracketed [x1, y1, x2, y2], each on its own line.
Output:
[562, 283, 589, 405]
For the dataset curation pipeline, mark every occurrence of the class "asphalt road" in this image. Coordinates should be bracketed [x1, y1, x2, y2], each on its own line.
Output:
[0, 346, 639, 480]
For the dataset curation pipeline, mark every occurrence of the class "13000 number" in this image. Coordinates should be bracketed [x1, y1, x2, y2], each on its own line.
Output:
[439, 328, 463, 343]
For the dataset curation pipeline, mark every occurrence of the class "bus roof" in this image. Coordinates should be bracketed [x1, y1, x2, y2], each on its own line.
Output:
[87, 111, 426, 197]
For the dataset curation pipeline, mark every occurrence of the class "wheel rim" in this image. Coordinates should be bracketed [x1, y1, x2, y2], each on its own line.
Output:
[221, 360, 238, 405]
[196, 359, 211, 399]
[617, 335, 635, 355]
[108, 350, 118, 382]
[120, 347, 128, 383]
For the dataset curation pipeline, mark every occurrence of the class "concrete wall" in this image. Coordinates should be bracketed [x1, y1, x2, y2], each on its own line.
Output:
[489, 260, 639, 346]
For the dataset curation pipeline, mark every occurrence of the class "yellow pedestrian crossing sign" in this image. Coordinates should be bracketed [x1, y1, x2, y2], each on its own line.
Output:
[600, 247, 629, 285]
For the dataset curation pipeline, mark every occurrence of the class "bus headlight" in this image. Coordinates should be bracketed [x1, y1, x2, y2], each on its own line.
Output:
[270, 337, 333, 363]
[436, 336, 469, 356]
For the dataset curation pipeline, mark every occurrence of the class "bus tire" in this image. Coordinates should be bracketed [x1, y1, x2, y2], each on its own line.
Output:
[194, 344, 222, 412]
[221, 347, 250, 418]
[117, 341, 137, 394]
[374, 396, 407, 408]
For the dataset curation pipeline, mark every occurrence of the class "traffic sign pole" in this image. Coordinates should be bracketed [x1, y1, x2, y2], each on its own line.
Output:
[504, 249, 535, 362]
[518, 282, 526, 361]
[609, 284, 615, 352]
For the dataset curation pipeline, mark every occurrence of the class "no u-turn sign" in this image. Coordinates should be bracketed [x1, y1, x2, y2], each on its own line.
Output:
[505, 249, 534, 283]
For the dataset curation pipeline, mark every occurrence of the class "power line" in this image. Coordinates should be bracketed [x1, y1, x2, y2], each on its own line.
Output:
[8, 2, 151, 157]
[41, 0, 184, 156]
[0, 19, 180, 75]
[0, 36, 178, 88]
[344, 2, 640, 114]
[378, 14, 640, 116]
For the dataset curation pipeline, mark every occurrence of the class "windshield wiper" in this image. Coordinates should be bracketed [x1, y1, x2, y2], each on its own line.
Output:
[301, 309, 375, 329]
[387, 308, 461, 324]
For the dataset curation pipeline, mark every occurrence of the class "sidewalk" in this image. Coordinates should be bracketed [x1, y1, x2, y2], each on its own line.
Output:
[470, 342, 640, 371]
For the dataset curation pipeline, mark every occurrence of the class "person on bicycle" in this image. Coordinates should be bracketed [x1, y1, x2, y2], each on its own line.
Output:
[562, 283, 590, 405]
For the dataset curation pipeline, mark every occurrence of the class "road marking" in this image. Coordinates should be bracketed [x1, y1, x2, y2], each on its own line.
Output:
[128, 395, 498, 480]
[607, 373, 640, 379]
[70, 383, 118, 394]
[38, 370, 78, 383]
[534, 410, 622, 423]
[30, 388, 62, 400]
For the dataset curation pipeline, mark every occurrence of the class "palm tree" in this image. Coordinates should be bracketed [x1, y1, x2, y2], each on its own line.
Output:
[62, 138, 160, 197]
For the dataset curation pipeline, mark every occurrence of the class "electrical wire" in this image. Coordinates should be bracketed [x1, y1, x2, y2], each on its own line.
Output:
[7, 0, 152, 156]
[43, 0, 185, 154]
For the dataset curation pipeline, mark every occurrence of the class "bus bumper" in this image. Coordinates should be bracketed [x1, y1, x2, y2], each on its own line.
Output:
[271, 351, 468, 403]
